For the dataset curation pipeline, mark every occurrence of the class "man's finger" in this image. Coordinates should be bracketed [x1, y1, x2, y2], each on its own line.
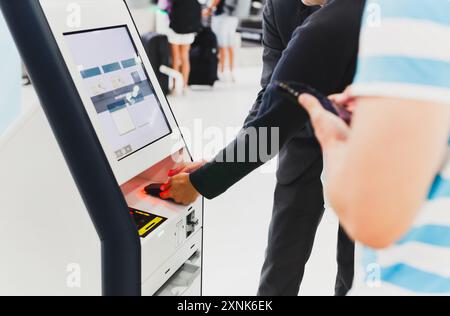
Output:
[160, 189, 172, 200]
[160, 179, 172, 191]
[299, 93, 325, 119]
[328, 93, 347, 105]
[168, 165, 184, 176]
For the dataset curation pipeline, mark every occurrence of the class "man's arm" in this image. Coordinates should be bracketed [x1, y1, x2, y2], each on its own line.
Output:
[204, 0, 221, 16]
[189, 3, 356, 199]
[244, 0, 284, 124]
[330, 98, 449, 248]
[300, 94, 450, 249]
[164, 1, 360, 202]
[301, 0, 450, 249]
[165, 0, 297, 202]
[189, 84, 310, 199]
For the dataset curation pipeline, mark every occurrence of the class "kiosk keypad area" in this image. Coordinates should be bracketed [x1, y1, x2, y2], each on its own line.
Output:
[129, 208, 167, 238]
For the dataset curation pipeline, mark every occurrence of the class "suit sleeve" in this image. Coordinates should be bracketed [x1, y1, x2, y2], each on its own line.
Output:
[190, 83, 310, 199]
[244, 0, 283, 125]
[191, 0, 289, 199]
[190, 0, 285, 199]
[189, 4, 349, 200]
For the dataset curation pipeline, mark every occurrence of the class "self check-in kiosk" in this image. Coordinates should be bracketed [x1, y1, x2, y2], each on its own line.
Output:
[0, 0, 203, 296]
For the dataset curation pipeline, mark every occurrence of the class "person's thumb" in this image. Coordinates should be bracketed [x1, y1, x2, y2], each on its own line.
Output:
[299, 93, 323, 120]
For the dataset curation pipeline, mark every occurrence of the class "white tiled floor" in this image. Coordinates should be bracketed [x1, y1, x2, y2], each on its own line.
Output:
[168, 63, 341, 296]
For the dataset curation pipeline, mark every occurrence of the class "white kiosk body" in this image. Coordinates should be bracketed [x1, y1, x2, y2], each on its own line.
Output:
[0, 0, 203, 296]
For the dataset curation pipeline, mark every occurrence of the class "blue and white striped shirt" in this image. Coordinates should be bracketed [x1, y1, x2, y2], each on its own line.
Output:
[351, 0, 450, 295]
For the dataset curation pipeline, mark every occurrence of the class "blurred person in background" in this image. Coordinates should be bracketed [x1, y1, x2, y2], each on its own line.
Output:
[163, 0, 202, 90]
[204, 0, 240, 82]
[300, 0, 450, 295]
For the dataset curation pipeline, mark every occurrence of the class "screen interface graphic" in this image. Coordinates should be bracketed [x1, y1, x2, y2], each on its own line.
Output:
[64, 26, 172, 161]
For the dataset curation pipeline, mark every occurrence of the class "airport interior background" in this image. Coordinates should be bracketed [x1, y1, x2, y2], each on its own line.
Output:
[3, 0, 340, 296]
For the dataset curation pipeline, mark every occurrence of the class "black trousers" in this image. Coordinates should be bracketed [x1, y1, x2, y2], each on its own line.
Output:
[257, 158, 355, 296]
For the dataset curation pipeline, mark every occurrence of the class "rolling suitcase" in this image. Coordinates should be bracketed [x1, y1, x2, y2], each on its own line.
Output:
[188, 27, 219, 87]
[141, 32, 170, 95]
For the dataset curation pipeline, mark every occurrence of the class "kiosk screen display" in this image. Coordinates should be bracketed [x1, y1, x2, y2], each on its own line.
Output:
[64, 26, 172, 161]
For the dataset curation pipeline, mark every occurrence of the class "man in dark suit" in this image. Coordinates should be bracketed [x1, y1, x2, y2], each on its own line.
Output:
[162, 0, 365, 296]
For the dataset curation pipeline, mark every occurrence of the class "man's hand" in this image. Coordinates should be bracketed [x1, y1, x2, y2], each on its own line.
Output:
[299, 93, 351, 186]
[328, 88, 356, 125]
[160, 161, 206, 205]
[298, 93, 351, 151]
[160, 173, 200, 206]
[168, 161, 207, 177]
[328, 87, 357, 113]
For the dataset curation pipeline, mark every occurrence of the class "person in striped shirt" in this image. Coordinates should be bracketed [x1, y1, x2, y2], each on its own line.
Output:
[299, 0, 450, 295]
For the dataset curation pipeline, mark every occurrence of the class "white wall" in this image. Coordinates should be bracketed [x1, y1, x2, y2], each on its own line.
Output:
[0, 10, 21, 135]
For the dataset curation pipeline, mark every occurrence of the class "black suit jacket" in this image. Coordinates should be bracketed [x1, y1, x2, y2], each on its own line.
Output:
[190, 0, 365, 199]
[245, 0, 320, 185]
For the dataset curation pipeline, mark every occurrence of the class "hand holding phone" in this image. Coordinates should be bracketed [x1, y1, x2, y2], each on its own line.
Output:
[273, 81, 352, 125]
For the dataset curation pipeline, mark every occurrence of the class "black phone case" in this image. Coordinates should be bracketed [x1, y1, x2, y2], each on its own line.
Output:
[273, 81, 338, 115]
[144, 183, 164, 197]
[272, 81, 352, 125]
[144, 183, 175, 202]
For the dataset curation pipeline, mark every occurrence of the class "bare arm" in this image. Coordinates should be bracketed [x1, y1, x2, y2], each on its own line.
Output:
[300, 94, 450, 249]
[209, 0, 221, 8]
[204, 0, 222, 15]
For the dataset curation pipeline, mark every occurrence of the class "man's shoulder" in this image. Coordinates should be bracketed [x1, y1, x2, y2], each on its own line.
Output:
[266, 0, 319, 41]
[298, 0, 365, 35]
[268, 0, 312, 16]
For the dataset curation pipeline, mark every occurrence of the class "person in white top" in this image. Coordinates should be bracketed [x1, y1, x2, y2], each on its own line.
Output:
[204, 0, 240, 82]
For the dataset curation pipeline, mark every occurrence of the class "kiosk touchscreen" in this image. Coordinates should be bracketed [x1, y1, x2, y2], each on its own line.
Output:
[40, 0, 188, 185]
[0, 0, 203, 296]
[63, 26, 172, 162]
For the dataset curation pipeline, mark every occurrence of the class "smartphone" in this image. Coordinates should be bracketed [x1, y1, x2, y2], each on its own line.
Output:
[273, 81, 352, 125]
[144, 183, 164, 197]
[144, 183, 175, 202]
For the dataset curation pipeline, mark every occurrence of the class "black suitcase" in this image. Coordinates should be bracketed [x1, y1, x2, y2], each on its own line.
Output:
[141, 32, 170, 95]
[189, 27, 219, 86]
